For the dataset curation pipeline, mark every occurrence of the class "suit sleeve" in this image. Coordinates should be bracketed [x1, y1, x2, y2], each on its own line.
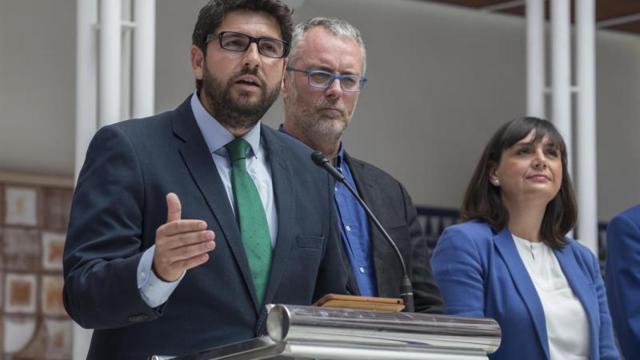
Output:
[605, 214, 640, 359]
[63, 125, 162, 329]
[401, 185, 445, 313]
[431, 226, 485, 317]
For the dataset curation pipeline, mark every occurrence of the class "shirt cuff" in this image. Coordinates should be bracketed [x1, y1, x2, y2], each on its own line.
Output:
[137, 245, 185, 308]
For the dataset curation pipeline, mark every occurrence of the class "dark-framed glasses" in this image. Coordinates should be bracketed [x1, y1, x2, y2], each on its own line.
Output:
[287, 67, 367, 92]
[206, 31, 289, 58]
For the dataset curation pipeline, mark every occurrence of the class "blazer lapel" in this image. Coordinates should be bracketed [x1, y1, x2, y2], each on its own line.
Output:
[260, 127, 296, 306]
[171, 98, 259, 312]
[494, 228, 550, 359]
[553, 243, 598, 357]
[344, 153, 393, 296]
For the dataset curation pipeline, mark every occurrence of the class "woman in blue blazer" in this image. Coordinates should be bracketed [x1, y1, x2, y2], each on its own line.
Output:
[432, 117, 619, 360]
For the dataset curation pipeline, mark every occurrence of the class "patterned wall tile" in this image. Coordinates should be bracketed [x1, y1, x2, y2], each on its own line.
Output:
[43, 189, 72, 232]
[4, 274, 37, 314]
[3, 228, 41, 272]
[5, 187, 39, 227]
[41, 276, 65, 317]
[41, 232, 65, 272]
[1, 179, 72, 359]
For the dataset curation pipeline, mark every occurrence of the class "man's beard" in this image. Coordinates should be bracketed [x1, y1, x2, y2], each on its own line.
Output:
[288, 90, 350, 144]
[202, 66, 280, 131]
[303, 112, 348, 141]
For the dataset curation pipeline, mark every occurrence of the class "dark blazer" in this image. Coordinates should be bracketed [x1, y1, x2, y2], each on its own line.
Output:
[62, 96, 347, 359]
[432, 221, 620, 360]
[344, 153, 444, 313]
[606, 204, 640, 360]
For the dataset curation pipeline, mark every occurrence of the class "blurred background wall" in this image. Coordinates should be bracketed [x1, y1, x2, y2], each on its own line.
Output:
[1, 0, 639, 220]
[1, 0, 639, 358]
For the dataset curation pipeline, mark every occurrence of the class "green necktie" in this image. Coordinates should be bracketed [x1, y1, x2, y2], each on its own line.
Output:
[226, 138, 272, 304]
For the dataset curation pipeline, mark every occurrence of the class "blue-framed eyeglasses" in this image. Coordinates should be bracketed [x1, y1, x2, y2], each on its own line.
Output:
[206, 31, 289, 58]
[286, 67, 367, 92]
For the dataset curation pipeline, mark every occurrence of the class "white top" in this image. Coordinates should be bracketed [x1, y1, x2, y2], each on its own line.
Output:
[513, 235, 590, 360]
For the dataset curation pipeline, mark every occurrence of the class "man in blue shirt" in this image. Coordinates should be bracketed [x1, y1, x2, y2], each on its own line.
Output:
[281, 17, 444, 312]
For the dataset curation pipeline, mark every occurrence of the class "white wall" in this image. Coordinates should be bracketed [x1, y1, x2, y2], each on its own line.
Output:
[1, 0, 639, 220]
[595, 30, 640, 218]
[0, 0, 76, 176]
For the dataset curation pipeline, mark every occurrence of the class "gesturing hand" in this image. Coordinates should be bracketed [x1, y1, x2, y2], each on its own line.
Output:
[153, 193, 216, 282]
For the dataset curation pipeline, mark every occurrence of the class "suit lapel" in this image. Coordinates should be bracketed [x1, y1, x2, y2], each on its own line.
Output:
[261, 127, 296, 306]
[171, 98, 259, 312]
[494, 228, 550, 359]
[344, 153, 391, 296]
[553, 243, 598, 356]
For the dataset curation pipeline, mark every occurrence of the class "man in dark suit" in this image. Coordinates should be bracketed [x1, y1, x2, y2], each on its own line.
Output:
[62, 2, 346, 359]
[281, 17, 444, 313]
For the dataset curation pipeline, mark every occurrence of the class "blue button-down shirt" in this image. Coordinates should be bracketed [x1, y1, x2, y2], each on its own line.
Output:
[277, 127, 377, 296]
[334, 146, 377, 296]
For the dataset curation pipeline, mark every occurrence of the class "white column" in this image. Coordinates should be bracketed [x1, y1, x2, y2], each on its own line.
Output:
[74, 2, 98, 359]
[76, 0, 99, 176]
[100, 0, 122, 126]
[526, 0, 545, 118]
[133, 0, 156, 117]
[550, 0, 572, 175]
[576, 0, 598, 253]
[121, 0, 133, 120]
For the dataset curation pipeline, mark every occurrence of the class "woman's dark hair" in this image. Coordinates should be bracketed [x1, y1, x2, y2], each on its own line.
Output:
[461, 116, 577, 248]
[191, 0, 293, 91]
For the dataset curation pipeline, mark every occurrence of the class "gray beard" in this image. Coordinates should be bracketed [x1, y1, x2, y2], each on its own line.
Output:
[306, 118, 346, 143]
[293, 114, 347, 157]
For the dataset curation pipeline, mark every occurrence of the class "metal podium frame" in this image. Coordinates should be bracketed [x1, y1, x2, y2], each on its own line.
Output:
[151, 304, 501, 360]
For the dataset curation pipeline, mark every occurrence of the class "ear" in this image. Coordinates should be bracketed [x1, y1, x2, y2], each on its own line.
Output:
[190, 45, 205, 81]
[488, 163, 500, 186]
[281, 59, 291, 98]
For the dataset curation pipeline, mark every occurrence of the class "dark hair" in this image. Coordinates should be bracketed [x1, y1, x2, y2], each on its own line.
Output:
[191, 0, 293, 91]
[461, 116, 577, 248]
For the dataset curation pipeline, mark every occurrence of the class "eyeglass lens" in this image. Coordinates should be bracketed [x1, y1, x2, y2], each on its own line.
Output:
[308, 71, 362, 91]
[219, 32, 286, 58]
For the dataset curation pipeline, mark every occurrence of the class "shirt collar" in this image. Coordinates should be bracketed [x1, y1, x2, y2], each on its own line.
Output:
[190, 90, 262, 158]
[335, 143, 346, 169]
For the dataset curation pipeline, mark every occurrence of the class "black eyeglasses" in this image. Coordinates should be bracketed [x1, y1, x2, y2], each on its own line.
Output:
[206, 31, 289, 59]
[287, 67, 367, 92]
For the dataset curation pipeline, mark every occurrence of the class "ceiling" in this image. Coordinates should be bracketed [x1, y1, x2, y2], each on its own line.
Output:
[422, 0, 640, 35]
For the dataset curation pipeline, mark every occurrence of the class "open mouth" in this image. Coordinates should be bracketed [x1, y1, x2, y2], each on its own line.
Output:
[235, 75, 261, 88]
